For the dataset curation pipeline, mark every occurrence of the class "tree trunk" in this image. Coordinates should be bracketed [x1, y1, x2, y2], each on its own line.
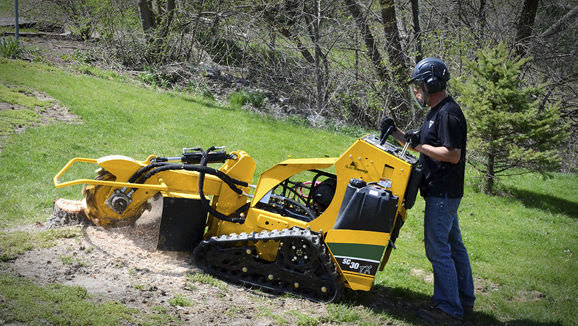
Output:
[515, 0, 539, 57]
[380, 0, 407, 79]
[485, 152, 495, 194]
[304, 0, 326, 113]
[138, 0, 156, 32]
[379, 0, 411, 121]
[410, 0, 423, 62]
[274, 26, 315, 64]
[479, 0, 487, 38]
[344, 0, 388, 82]
[540, 5, 578, 39]
[156, 0, 176, 63]
[260, 3, 316, 64]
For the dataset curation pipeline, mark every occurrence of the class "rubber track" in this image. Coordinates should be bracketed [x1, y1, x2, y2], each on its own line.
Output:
[193, 227, 343, 302]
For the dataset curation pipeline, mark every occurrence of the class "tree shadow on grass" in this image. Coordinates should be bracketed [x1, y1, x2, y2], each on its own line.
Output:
[342, 284, 563, 326]
[503, 187, 578, 219]
[182, 96, 224, 110]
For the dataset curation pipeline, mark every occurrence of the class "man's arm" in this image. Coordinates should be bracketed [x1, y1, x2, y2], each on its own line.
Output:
[387, 125, 461, 164]
[415, 144, 461, 164]
[390, 127, 406, 145]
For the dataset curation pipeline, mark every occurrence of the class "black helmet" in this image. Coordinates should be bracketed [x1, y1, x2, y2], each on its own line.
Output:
[410, 58, 450, 94]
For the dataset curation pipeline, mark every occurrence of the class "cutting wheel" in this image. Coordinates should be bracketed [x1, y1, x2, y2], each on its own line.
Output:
[82, 168, 148, 227]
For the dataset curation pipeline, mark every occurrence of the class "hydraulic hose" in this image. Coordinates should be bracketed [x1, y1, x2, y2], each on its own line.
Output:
[129, 162, 170, 184]
[137, 163, 247, 193]
[197, 147, 246, 224]
[128, 148, 248, 223]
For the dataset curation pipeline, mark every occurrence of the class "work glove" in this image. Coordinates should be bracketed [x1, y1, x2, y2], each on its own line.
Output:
[379, 117, 395, 144]
[404, 130, 420, 147]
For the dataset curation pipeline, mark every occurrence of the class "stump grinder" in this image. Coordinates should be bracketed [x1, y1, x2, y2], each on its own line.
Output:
[54, 128, 421, 302]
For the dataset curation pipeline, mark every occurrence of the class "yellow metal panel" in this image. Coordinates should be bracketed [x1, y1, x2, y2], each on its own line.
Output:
[257, 214, 289, 230]
[97, 156, 145, 181]
[341, 271, 376, 291]
[151, 171, 222, 196]
[215, 151, 256, 215]
[325, 229, 390, 246]
[278, 157, 339, 165]
[325, 229, 390, 291]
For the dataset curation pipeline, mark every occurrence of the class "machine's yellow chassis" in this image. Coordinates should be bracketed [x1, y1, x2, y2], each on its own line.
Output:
[54, 136, 418, 291]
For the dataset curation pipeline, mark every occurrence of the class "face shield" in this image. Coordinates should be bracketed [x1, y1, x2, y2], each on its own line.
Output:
[410, 80, 428, 108]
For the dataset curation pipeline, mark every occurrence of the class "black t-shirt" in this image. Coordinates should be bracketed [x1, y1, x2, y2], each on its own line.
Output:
[418, 96, 467, 198]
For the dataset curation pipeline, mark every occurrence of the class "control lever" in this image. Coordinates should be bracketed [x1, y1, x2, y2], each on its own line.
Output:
[380, 126, 393, 145]
[400, 141, 410, 158]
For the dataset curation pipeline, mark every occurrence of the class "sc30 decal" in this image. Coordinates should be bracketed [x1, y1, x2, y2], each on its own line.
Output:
[335, 256, 379, 275]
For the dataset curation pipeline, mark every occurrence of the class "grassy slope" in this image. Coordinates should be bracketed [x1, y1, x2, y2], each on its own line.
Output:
[0, 59, 352, 226]
[0, 59, 576, 325]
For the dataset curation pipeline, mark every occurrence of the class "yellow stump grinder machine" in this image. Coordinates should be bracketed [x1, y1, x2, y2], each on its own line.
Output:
[54, 127, 421, 302]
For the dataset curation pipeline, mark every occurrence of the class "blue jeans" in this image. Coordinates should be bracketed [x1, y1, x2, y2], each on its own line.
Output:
[424, 196, 475, 317]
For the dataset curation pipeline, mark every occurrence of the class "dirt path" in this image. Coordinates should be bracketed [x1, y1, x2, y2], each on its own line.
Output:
[8, 205, 336, 325]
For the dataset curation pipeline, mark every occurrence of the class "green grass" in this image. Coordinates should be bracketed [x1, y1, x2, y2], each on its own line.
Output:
[185, 271, 229, 291]
[0, 83, 53, 108]
[0, 58, 576, 325]
[257, 307, 290, 325]
[0, 26, 39, 34]
[0, 227, 80, 261]
[288, 310, 320, 326]
[0, 272, 176, 325]
[74, 64, 127, 82]
[0, 36, 22, 58]
[168, 293, 192, 307]
[228, 90, 266, 109]
[0, 0, 14, 16]
[0, 58, 353, 227]
[373, 169, 578, 325]
[0, 83, 56, 135]
[59, 254, 88, 267]
[0, 273, 133, 325]
[146, 305, 177, 325]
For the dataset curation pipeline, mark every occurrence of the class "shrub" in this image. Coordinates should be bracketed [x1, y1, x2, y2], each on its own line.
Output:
[228, 90, 265, 109]
[457, 43, 570, 193]
[0, 37, 22, 59]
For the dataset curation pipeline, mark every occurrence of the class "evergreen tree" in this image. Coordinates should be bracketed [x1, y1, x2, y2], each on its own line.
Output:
[457, 43, 569, 194]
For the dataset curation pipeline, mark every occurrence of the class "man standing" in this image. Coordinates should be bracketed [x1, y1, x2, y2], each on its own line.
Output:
[385, 57, 475, 322]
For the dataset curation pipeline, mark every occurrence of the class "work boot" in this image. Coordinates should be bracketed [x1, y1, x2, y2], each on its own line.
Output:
[417, 307, 462, 324]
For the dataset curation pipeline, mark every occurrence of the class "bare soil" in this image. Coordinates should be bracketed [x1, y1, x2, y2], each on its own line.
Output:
[20, 36, 96, 67]
[4, 198, 504, 325]
[8, 201, 333, 325]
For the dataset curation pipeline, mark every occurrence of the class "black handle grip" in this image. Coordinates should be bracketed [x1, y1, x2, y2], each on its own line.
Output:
[181, 150, 230, 164]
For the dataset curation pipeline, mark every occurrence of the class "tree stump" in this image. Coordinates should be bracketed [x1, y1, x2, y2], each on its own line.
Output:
[48, 198, 92, 228]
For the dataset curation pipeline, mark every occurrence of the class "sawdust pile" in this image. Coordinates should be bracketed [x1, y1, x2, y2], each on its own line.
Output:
[11, 198, 326, 325]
